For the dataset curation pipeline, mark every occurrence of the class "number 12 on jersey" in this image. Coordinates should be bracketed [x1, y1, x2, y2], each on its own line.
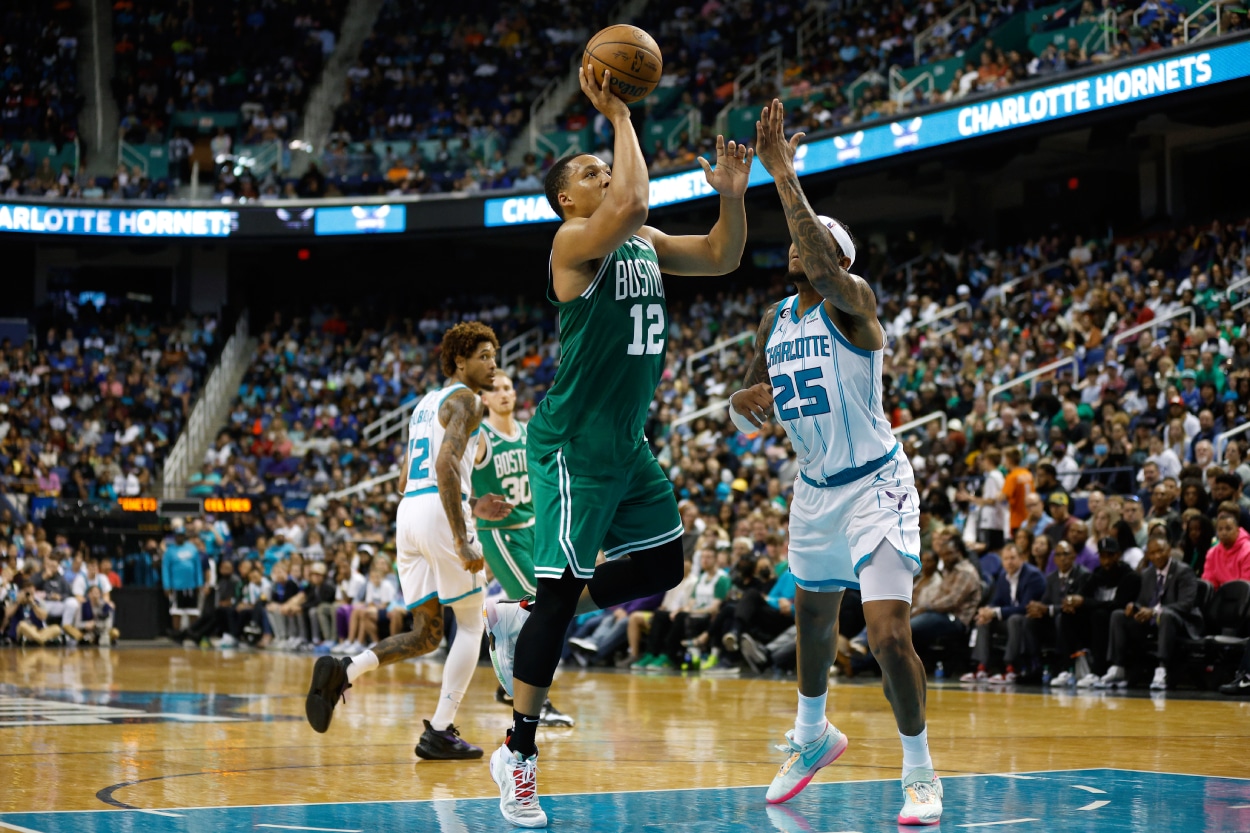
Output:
[408, 437, 430, 479]
[627, 303, 665, 355]
[771, 368, 831, 420]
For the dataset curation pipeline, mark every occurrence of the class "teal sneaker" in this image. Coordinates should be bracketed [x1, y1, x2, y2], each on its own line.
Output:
[766, 722, 849, 804]
[898, 768, 943, 825]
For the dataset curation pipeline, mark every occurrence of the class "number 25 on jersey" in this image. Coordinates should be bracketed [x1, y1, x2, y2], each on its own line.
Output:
[771, 368, 831, 420]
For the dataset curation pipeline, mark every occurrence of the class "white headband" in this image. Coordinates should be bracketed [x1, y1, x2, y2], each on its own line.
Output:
[818, 215, 856, 268]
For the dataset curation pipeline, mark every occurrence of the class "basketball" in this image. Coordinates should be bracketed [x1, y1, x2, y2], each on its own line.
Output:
[583, 24, 663, 104]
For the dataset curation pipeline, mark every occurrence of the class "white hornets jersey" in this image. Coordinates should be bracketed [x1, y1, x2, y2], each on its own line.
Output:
[403, 383, 480, 500]
[765, 294, 899, 486]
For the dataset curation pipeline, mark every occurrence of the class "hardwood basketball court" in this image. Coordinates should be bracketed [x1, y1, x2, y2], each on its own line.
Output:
[2, 645, 1249, 832]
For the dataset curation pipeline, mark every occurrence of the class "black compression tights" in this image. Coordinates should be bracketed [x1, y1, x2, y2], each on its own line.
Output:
[512, 538, 684, 688]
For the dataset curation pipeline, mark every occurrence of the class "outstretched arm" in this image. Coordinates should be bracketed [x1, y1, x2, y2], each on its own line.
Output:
[754, 100, 876, 320]
[640, 136, 753, 276]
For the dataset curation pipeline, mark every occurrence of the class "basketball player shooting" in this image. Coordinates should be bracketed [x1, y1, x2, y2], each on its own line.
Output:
[731, 99, 942, 825]
[483, 64, 753, 827]
[304, 323, 513, 762]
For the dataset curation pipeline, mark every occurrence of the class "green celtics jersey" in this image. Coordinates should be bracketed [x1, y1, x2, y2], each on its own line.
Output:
[528, 234, 667, 467]
[473, 420, 534, 530]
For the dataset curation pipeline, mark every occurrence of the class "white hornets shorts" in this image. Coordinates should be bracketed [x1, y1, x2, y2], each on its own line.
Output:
[786, 444, 922, 595]
[396, 493, 486, 608]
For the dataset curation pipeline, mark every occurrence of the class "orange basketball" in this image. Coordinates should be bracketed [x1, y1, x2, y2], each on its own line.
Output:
[583, 24, 663, 104]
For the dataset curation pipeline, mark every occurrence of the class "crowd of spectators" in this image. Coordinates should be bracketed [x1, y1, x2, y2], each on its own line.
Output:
[111, 0, 347, 146]
[0, 0, 81, 145]
[0, 298, 218, 514]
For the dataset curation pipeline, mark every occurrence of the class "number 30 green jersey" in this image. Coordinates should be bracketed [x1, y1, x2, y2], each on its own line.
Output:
[472, 421, 534, 530]
[528, 235, 667, 468]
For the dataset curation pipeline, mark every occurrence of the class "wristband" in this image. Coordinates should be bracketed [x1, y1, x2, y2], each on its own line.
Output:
[728, 391, 762, 434]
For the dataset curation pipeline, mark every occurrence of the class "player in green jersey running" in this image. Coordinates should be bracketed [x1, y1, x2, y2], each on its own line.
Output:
[472, 371, 574, 728]
[485, 64, 755, 827]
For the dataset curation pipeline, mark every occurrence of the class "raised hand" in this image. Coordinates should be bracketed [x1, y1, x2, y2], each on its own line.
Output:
[580, 65, 631, 121]
[754, 99, 805, 177]
[698, 135, 755, 198]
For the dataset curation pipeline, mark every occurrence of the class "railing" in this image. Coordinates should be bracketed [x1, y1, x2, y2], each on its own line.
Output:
[1109, 306, 1196, 351]
[326, 469, 401, 501]
[992, 260, 1065, 302]
[845, 69, 887, 105]
[119, 140, 149, 178]
[888, 66, 936, 106]
[715, 46, 784, 136]
[162, 312, 250, 498]
[1216, 421, 1250, 462]
[1183, 0, 1222, 42]
[795, 0, 868, 58]
[362, 399, 413, 447]
[913, 302, 970, 333]
[1084, 9, 1117, 54]
[1234, 296, 1250, 313]
[893, 410, 947, 439]
[987, 356, 1080, 411]
[1226, 276, 1250, 300]
[671, 399, 730, 429]
[685, 330, 754, 376]
[914, 1, 974, 64]
[500, 326, 546, 371]
[664, 108, 701, 153]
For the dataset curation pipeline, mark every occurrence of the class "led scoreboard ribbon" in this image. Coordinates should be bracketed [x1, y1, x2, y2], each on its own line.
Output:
[116, 497, 253, 513]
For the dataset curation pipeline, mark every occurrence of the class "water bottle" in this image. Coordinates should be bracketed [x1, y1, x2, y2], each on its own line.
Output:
[1042, 666, 1051, 686]
[935, 661, 945, 681]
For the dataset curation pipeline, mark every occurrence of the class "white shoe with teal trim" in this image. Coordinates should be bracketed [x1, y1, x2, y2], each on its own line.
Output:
[898, 768, 943, 825]
[766, 722, 849, 804]
[485, 600, 529, 698]
[490, 743, 547, 828]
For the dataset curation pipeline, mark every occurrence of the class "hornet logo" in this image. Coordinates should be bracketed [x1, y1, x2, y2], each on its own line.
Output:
[275, 207, 314, 230]
[832, 131, 865, 162]
[890, 117, 923, 149]
[351, 205, 392, 230]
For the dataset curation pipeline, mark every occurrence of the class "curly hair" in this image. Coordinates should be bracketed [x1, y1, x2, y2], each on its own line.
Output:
[439, 321, 499, 378]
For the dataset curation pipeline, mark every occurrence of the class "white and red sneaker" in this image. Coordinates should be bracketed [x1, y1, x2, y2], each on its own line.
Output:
[490, 743, 547, 828]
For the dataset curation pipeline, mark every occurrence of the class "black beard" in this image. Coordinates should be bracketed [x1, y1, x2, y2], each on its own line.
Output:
[788, 267, 810, 287]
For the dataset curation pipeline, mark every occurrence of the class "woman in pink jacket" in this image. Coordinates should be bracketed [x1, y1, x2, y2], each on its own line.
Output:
[1203, 511, 1250, 590]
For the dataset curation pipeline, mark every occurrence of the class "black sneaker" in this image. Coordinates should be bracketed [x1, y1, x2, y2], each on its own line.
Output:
[496, 684, 514, 706]
[538, 699, 575, 727]
[415, 719, 483, 760]
[1219, 670, 1250, 697]
[305, 656, 352, 733]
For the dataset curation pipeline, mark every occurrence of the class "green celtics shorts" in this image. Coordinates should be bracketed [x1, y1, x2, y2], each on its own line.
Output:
[531, 445, 682, 580]
[479, 522, 537, 600]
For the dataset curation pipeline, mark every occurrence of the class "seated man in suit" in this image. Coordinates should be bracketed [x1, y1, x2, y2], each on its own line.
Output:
[1105, 534, 1202, 690]
[1024, 540, 1093, 685]
[1071, 537, 1142, 688]
[960, 542, 1046, 684]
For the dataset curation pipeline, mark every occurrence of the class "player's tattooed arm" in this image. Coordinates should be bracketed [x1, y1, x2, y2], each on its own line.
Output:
[774, 175, 876, 319]
[744, 302, 779, 388]
[755, 98, 875, 319]
[436, 390, 483, 546]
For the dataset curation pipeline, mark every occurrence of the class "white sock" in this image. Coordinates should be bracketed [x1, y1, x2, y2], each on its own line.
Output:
[431, 597, 484, 731]
[794, 690, 828, 745]
[346, 649, 379, 684]
[899, 726, 933, 779]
